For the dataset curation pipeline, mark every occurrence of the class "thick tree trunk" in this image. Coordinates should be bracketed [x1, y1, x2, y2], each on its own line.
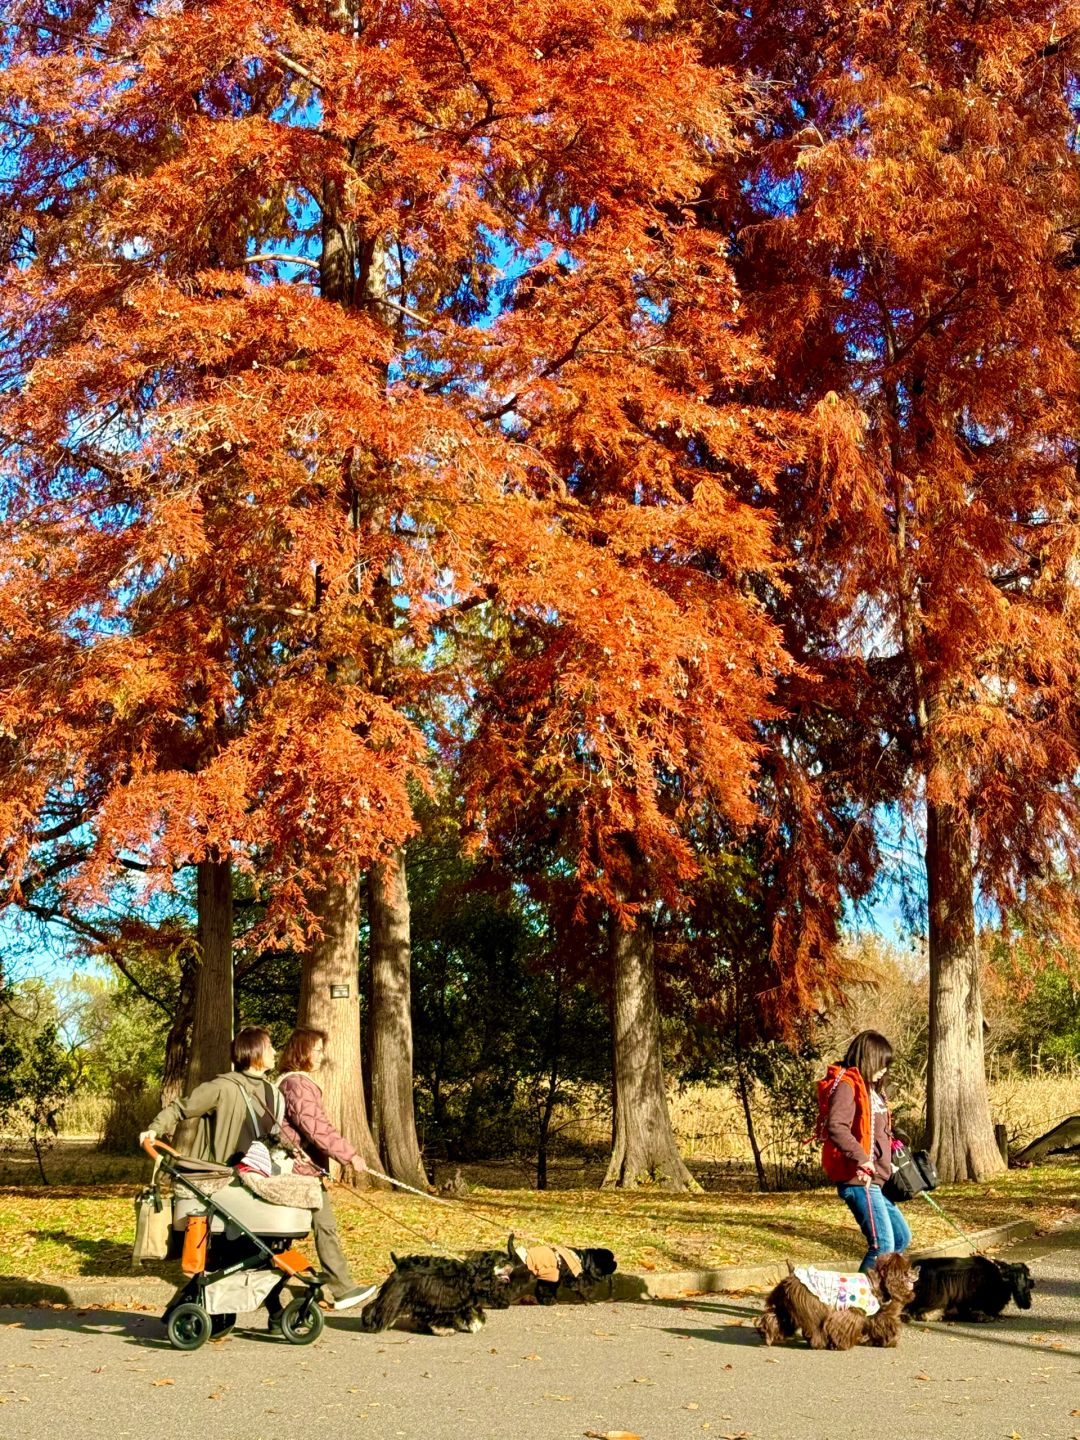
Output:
[924, 799, 1004, 1182]
[299, 870, 381, 1181]
[367, 848, 429, 1189]
[174, 857, 234, 1151]
[603, 904, 700, 1192]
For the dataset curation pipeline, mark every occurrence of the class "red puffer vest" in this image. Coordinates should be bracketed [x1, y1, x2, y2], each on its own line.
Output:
[817, 1064, 873, 1183]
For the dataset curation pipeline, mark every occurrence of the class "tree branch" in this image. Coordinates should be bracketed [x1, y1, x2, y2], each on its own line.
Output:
[19, 903, 175, 1016]
[244, 252, 320, 271]
[268, 50, 324, 90]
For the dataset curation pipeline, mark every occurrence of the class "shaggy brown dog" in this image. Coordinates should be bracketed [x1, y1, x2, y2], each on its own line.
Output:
[754, 1253, 917, 1350]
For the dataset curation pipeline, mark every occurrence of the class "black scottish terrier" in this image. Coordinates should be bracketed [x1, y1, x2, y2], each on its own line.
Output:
[358, 1249, 524, 1334]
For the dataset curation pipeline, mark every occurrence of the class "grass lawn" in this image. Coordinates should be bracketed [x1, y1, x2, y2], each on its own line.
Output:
[0, 1143, 1075, 1283]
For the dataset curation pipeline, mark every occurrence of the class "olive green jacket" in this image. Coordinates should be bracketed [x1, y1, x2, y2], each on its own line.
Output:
[149, 1071, 281, 1164]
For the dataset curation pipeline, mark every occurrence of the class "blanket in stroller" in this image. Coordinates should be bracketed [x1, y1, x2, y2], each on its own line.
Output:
[195, 1171, 323, 1210]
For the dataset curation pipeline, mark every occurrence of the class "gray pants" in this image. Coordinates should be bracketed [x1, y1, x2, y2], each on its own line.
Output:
[266, 1189, 354, 1312]
[311, 1189, 354, 1297]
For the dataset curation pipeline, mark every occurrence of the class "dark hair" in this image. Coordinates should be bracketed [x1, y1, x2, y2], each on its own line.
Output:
[278, 1027, 328, 1075]
[231, 1026, 272, 1072]
[842, 1030, 893, 1090]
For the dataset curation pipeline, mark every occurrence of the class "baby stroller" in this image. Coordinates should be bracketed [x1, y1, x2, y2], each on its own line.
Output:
[142, 1137, 325, 1351]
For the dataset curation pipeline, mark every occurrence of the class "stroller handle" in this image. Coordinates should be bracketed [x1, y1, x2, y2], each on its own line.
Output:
[142, 1136, 180, 1160]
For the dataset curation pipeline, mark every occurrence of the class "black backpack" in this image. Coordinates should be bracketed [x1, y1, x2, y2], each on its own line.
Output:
[882, 1143, 938, 1203]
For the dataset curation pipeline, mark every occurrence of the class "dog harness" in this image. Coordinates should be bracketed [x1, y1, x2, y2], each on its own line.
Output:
[513, 1244, 583, 1284]
[792, 1266, 880, 1315]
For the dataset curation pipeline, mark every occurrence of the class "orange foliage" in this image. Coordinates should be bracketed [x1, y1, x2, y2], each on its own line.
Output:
[0, 0, 794, 951]
[724, 0, 1080, 964]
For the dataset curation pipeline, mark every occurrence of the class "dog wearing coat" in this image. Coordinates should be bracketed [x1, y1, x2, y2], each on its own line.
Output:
[755, 1252, 917, 1350]
[508, 1234, 617, 1304]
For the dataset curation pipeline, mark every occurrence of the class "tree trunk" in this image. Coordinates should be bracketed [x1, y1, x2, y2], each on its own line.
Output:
[299, 869, 382, 1181]
[536, 976, 563, 1191]
[160, 944, 198, 1106]
[367, 848, 429, 1189]
[173, 857, 234, 1151]
[184, 858, 234, 1085]
[924, 799, 1005, 1182]
[602, 904, 700, 1192]
[735, 1058, 768, 1192]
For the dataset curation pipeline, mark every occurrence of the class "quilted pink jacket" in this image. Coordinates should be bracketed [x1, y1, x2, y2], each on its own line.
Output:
[277, 1071, 357, 1176]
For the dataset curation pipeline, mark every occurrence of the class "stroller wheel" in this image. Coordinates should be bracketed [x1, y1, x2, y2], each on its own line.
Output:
[279, 1295, 325, 1346]
[166, 1301, 212, 1351]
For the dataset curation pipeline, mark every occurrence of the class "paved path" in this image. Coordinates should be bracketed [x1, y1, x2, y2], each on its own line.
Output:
[0, 1224, 1077, 1440]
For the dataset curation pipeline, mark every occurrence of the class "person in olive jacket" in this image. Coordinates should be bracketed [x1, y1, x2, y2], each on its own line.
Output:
[142, 1026, 282, 1166]
[276, 1026, 377, 1312]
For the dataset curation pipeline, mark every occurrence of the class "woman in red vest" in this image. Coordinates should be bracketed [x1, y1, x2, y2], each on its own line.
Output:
[820, 1030, 911, 1272]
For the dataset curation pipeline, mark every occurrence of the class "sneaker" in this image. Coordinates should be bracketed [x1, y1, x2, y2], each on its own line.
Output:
[331, 1284, 377, 1311]
[267, 1312, 284, 1335]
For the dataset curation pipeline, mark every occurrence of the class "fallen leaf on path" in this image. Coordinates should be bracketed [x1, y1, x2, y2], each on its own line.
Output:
[686, 1403, 700, 1410]
[633, 1376, 654, 1384]
[583, 1432, 642, 1440]
[522, 1353, 540, 1361]
[915, 1373, 931, 1381]
[150, 1379, 175, 1387]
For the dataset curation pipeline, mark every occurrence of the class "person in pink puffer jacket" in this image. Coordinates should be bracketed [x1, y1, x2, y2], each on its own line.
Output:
[276, 1027, 376, 1313]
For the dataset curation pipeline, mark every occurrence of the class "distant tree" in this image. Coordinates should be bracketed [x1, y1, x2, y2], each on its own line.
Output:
[0, 969, 76, 1182]
[403, 814, 608, 1180]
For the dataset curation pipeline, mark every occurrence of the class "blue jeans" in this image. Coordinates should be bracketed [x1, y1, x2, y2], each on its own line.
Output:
[837, 1183, 912, 1272]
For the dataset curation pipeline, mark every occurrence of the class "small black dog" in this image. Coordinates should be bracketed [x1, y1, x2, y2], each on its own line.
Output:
[359, 1249, 523, 1334]
[909, 1256, 1035, 1322]
[509, 1235, 617, 1304]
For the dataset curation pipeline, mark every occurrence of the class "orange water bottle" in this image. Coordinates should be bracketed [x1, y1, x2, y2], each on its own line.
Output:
[180, 1214, 208, 1276]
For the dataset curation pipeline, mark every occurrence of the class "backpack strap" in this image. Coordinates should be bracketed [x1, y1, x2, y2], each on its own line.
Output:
[815, 1067, 853, 1141]
[228, 1074, 283, 1144]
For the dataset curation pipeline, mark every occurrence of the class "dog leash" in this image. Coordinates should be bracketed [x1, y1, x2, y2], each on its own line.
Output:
[918, 1190, 983, 1253]
[349, 1187, 468, 1259]
[864, 1175, 880, 1252]
[344, 1163, 560, 1251]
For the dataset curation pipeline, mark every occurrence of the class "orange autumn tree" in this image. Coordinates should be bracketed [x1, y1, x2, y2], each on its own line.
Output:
[1, 0, 794, 1184]
[453, 88, 804, 1184]
[722, 0, 1080, 1178]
